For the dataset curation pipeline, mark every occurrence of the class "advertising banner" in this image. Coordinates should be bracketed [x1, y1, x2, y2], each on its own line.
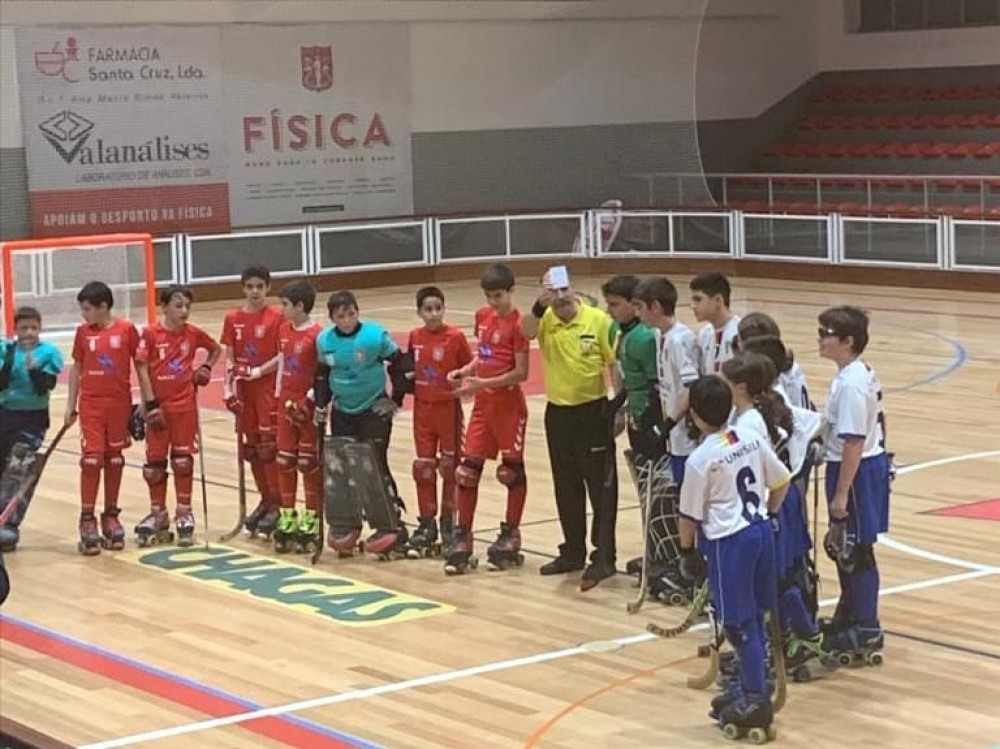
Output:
[16, 26, 229, 237]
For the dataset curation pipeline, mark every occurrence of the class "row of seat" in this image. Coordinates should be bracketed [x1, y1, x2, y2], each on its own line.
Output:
[726, 200, 999, 219]
[765, 141, 1000, 158]
[798, 113, 1000, 130]
[727, 176, 1000, 191]
[812, 84, 1000, 103]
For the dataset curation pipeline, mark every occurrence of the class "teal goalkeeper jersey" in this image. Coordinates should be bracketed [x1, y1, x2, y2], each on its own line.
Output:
[0, 340, 64, 412]
[315, 321, 398, 415]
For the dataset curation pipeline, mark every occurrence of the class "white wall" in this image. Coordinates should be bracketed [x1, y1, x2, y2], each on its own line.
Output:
[816, 1, 1000, 70]
[0, 26, 21, 148]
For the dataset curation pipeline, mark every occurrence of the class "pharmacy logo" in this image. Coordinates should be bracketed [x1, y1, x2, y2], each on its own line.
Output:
[38, 110, 94, 164]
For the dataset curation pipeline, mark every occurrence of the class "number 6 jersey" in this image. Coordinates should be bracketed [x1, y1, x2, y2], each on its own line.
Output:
[679, 425, 791, 541]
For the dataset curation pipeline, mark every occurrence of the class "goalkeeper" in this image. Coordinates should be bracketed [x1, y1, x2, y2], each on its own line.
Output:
[0, 307, 64, 552]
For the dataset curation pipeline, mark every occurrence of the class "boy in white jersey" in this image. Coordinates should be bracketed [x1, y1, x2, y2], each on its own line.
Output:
[678, 375, 791, 735]
[690, 272, 741, 376]
[633, 276, 700, 485]
[817, 306, 890, 662]
[737, 312, 813, 411]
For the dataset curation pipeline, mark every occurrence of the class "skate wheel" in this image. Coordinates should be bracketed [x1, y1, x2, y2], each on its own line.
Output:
[668, 591, 687, 606]
[792, 666, 811, 683]
[721, 723, 741, 740]
[470, 556, 479, 569]
[697, 645, 711, 658]
[515, 553, 525, 565]
[177, 537, 194, 548]
[837, 652, 853, 667]
[405, 548, 421, 560]
[867, 651, 884, 667]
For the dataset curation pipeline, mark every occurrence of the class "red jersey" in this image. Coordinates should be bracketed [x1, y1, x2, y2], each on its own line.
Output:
[220, 305, 283, 376]
[72, 318, 140, 403]
[408, 324, 473, 404]
[137, 322, 217, 412]
[473, 307, 528, 387]
[277, 320, 321, 400]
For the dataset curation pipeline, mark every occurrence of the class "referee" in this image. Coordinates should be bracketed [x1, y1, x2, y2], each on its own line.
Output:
[523, 269, 618, 591]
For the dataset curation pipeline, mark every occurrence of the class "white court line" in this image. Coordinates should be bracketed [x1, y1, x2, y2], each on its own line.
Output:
[78, 565, 1000, 749]
[78, 450, 1000, 748]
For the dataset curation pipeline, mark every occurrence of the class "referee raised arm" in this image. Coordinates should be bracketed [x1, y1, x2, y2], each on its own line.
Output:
[523, 269, 618, 591]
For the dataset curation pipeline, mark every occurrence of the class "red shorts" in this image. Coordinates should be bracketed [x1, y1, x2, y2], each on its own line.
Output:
[146, 409, 198, 461]
[79, 399, 132, 455]
[238, 379, 276, 442]
[413, 398, 463, 459]
[276, 409, 319, 455]
[463, 390, 527, 462]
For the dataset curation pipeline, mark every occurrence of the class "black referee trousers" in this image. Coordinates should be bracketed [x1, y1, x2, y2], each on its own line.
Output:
[544, 397, 617, 564]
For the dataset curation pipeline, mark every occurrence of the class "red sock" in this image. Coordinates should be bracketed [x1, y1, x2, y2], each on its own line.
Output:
[174, 472, 193, 506]
[80, 454, 102, 508]
[416, 481, 438, 519]
[457, 485, 478, 530]
[504, 482, 526, 527]
[303, 469, 323, 512]
[103, 453, 125, 510]
[277, 459, 298, 510]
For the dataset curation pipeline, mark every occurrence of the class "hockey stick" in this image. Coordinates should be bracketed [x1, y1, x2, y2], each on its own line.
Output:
[769, 607, 788, 714]
[0, 422, 71, 528]
[625, 449, 654, 614]
[647, 580, 709, 638]
[311, 422, 325, 565]
[195, 400, 210, 551]
[218, 378, 248, 542]
[687, 601, 723, 689]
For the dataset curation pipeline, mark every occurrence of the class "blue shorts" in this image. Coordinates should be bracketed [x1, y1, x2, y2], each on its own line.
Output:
[670, 454, 688, 486]
[773, 481, 812, 580]
[825, 453, 890, 545]
[706, 520, 776, 625]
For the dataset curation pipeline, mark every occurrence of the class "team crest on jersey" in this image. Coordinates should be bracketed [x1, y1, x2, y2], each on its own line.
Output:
[88, 338, 97, 351]
[109, 335, 121, 349]
[355, 349, 366, 363]
[491, 331, 501, 344]
[294, 340, 304, 354]
[432, 346, 444, 362]
[255, 325, 266, 339]
[180, 342, 190, 356]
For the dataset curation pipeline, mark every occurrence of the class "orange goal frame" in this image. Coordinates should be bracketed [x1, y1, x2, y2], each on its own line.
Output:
[1, 232, 156, 335]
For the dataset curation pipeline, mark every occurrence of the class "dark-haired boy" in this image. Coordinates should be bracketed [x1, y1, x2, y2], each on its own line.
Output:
[689, 272, 740, 375]
[65, 281, 141, 554]
[134, 285, 220, 547]
[0, 307, 64, 551]
[405, 286, 473, 557]
[220, 265, 283, 536]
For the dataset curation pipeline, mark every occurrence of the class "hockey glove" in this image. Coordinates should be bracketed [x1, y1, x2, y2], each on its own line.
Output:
[313, 405, 328, 428]
[387, 350, 415, 404]
[0, 343, 13, 392]
[823, 518, 855, 572]
[678, 547, 706, 583]
[284, 397, 313, 426]
[224, 394, 242, 417]
[372, 396, 398, 421]
[28, 368, 58, 395]
[128, 404, 146, 442]
[192, 364, 212, 387]
[144, 400, 167, 432]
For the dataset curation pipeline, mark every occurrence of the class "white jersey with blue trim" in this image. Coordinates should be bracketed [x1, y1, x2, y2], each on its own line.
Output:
[679, 425, 791, 541]
[779, 361, 813, 411]
[824, 358, 885, 462]
[655, 322, 700, 457]
[697, 316, 741, 376]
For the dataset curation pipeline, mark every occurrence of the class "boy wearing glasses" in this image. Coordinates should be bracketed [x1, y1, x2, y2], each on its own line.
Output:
[817, 306, 890, 665]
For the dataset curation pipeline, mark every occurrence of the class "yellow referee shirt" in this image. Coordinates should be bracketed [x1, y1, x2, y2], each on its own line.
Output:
[537, 303, 616, 406]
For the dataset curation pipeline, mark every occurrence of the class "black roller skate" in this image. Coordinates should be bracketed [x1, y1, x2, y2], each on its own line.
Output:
[273, 508, 298, 553]
[327, 525, 364, 556]
[246, 501, 279, 540]
[718, 697, 776, 744]
[405, 517, 440, 559]
[295, 509, 320, 554]
[444, 525, 478, 575]
[366, 523, 409, 560]
[486, 522, 524, 571]
[439, 514, 455, 556]
[625, 555, 643, 576]
[0, 525, 19, 553]
[100, 508, 126, 550]
[78, 512, 102, 556]
[649, 560, 694, 606]
[175, 506, 195, 548]
[785, 632, 835, 681]
[709, 682, 744, 720]
[824, 624, 884, 667]
[135, 508, 173, 547]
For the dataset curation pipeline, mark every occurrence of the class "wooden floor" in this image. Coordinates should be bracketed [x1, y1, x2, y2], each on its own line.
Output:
[2, 276, 999, 749]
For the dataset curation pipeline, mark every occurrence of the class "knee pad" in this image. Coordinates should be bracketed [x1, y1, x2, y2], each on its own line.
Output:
[723, 623, 750, 649]
[455, 459, 483, 489]
[277, 451, 298, 473]
[81, 454, 103, 476]
[437, 453, 457, 481]
[105, 453, 125, 469]
[170, 452, 194, 478]
[142, 459, 168, 487]
[412, 457, 437, 486]
[255, 439, 277, 463]
[496, 460, 526, 488]
[297, 453, 320, 476]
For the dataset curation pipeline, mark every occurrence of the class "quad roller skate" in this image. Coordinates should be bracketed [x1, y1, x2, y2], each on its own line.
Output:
[486, 522, 524, 571]
[273, 508, 298, 553]
[0, 525, 19, 552]
[717, 698, 776, 744]
[366, 523, 409, 560]
[649, 560, 695, 606]
[135, 508, 173, 547]
[405, 517, 441, 559]
[439, 514, 455, 556]
[443, 525, 478, 575]
[175, 508, 195, 548]
[327, 526, 364, 557]
[785, 632, 836, 681]
[295, 509, 321, 554]
[78, 513, 102, 556]
[245, 501, 279, 540]
[100, 508, 126, 550]
[824, 625, 884, 667]
[709, 681, 743, 720]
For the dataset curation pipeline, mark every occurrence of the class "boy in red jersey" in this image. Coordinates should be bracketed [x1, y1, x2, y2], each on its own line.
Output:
[403, 286, 473, 558]
[64, 281, 141, 555]
[444, 264, 529, 574]
[134, 286, 220, 547]
[220, 265, 283, 537]
[271, 280, 323, 554]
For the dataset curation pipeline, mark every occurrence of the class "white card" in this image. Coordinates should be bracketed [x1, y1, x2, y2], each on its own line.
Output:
[548, 265, 569, 288]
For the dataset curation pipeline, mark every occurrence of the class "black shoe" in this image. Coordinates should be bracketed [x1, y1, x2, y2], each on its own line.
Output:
[539, 556, 585, 576]
[580, 558, 616, 591]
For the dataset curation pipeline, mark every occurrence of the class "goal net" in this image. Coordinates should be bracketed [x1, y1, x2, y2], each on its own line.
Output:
[1, 233, 156, 340]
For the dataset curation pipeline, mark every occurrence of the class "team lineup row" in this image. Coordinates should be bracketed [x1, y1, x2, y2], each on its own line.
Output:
[0, 264, 891, 742]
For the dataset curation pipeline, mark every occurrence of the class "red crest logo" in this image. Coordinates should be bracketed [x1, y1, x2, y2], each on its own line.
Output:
[301, 46, 333, 92]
